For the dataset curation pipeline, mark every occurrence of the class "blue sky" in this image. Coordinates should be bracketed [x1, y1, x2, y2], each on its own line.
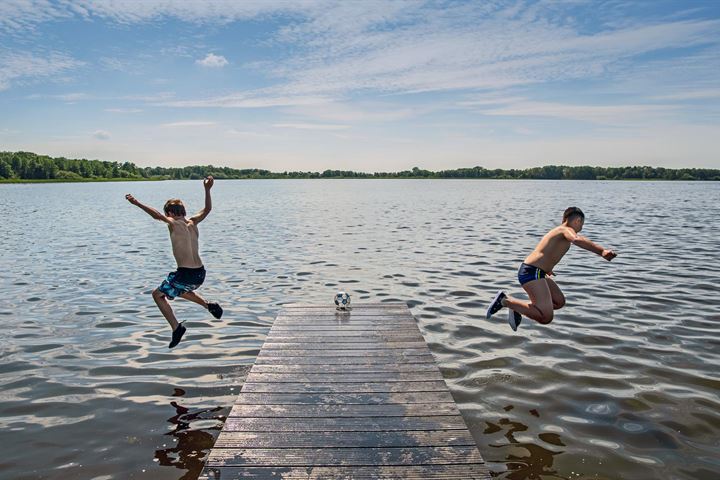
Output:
[1, 0, 719, 171]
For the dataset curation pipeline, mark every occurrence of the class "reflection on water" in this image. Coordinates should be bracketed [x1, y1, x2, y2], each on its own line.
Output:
[156, 389, 225, 480]
[1, 179, 719, 479]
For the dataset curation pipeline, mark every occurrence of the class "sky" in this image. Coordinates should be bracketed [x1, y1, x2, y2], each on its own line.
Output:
[1, 0, 719, 171]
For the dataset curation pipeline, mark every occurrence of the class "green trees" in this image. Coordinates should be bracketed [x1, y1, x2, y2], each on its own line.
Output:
[0, 151, 718, 181]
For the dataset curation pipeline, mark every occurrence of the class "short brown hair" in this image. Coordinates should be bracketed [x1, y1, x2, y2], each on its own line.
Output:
[164, 199, 186, 216]
[563, 206, 584, 222]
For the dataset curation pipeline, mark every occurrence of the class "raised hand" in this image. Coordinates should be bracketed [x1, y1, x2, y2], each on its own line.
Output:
[125, 193, 139, 205]
[203, 176, 214, 189]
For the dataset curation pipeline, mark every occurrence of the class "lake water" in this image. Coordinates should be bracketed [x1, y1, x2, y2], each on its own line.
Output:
[1, 179, 719, 480]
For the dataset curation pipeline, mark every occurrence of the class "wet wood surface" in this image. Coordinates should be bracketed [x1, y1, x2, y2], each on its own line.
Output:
[199, 303, 490, 480]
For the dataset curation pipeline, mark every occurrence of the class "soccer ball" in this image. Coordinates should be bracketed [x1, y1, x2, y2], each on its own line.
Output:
[334, 291, 351, 310]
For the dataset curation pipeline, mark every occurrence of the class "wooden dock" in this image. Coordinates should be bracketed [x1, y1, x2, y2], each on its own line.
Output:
[199, 303, 491, 479]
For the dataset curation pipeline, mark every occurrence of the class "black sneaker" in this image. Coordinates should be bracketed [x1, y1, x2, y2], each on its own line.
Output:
[208, 302, 223, 319]
[168, 323, 186, 349]
[486, 290, 506, 319]
[507, 308, 522, 332]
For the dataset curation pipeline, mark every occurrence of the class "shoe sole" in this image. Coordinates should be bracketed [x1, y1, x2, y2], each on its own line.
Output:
[169, 325, 186, 348]
[508, 309, 521, 331]
[208, 304, 223, 319]
[486, 290, 505, 319]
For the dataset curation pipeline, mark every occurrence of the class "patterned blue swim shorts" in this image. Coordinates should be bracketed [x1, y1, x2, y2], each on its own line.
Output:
[158, 266, 206, 299]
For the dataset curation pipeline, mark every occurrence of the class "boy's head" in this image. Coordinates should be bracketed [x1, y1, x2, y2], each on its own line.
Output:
[563, 206, 584, 232]
[164, 199, 186, 218]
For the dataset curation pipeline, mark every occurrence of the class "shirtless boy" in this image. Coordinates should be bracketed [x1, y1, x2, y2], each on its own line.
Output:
[486, 207, 617, 331]
[125, 176, 223, 348]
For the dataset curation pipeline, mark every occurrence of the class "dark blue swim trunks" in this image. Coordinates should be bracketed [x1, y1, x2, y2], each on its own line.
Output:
[158, 266, 206, 299]
[518, 262, 546, 286]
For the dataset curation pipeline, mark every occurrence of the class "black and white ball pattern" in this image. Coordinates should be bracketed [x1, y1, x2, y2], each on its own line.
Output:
[334, 291, 351, 309]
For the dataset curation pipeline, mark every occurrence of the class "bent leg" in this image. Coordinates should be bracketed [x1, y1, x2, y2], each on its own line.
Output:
[152, 289, 179, 331]
[545, 277, 566, 310]
[180, 291, 208, 309]
[503, 279, 555, 324]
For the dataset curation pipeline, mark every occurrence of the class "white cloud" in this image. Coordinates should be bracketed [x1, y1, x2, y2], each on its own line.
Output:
[92, 130, 110, 140]
[0, 1, 309, 31]
[160, 121, 217, 128]
[650, 89, 720, 101]
[227, 128, 270, 138]
[55, 92, 87, 102]
[273, 123, 349, 130]
[0, 50, 83, 90]
[105, 108, 143, 113]
[196, 53, 228, 68]
[159, 93, 330, 108]
[479, 100, 679, 124]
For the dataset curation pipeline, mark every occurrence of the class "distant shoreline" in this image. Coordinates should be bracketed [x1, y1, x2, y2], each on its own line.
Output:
[2, 151, 719, 182]
[2, 177, 717, 184]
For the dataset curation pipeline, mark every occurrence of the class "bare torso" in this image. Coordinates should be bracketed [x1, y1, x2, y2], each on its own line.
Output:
[524, 226, 573, 272]
[168, 219, 203, 268]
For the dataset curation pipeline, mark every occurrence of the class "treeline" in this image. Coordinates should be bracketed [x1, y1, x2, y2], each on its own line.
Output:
[1, 151, 719, 181]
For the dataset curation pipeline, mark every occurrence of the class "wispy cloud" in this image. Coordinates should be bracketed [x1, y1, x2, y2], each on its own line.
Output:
[0, 50, 83, 90]
[650, 89, 720, 101]
[0, 1, 306, 32]
[160, 121, 217, 128]
[158, 93, 331, 108]
[92, 130, 110, 140]
[227, 128, 271, 138]
[26, 92, 89, 101]
[273, 123, 349, 130]
[196, 53, 228, 68]
[479, 100, 679, 124]
[105, 108, 143, 113]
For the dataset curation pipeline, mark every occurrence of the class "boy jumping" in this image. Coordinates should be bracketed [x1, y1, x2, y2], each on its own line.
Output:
[125, 176, 223, 348]
[486, 207, 617, 331]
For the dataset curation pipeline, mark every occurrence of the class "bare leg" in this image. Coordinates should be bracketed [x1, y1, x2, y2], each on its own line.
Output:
[503, 279, 555, 324]
[152, 289, 179, 331]
[545, 277, 566, 310]
[180, 291, 208, 309]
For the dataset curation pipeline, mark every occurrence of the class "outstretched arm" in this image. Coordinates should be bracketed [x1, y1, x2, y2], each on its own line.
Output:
[190, 176, 213, 224]
[564, 228, 617, 261]
[125, 194, 171, 224]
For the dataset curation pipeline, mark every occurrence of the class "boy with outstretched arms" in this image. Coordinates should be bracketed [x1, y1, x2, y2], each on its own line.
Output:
[486, 207, 617, 331]
[125, 176, 223, 348]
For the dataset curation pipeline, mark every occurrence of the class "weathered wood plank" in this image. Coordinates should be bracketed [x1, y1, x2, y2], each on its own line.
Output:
[269, 328, 418, 333]
[278, 308, 411, 318]
[205, 445, 485, 467]
[273, 317, 416, 323]
[257, 349, 431, 358]
[228, 403, 459, 418]
[233, 391, 455, 405]
[275, 311, 415, 322]
[279, 305, 407, 313]
[249, 363, 440, 374]
[240, 381, 449, 393]
[212, 430, 476, 449]
[244, 371, 444, 383]
[268, 326, 419, 333]
[200, 465, 492, 480]
[265, 335, 426, 343]
[253, 355, 437, 365]
[222, 415, 470, 432]
[261, 342, 429, 350]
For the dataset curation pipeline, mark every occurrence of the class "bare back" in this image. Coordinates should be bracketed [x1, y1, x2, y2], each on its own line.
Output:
[523, 226, 574, 272]
[168, 219, 203, 268]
